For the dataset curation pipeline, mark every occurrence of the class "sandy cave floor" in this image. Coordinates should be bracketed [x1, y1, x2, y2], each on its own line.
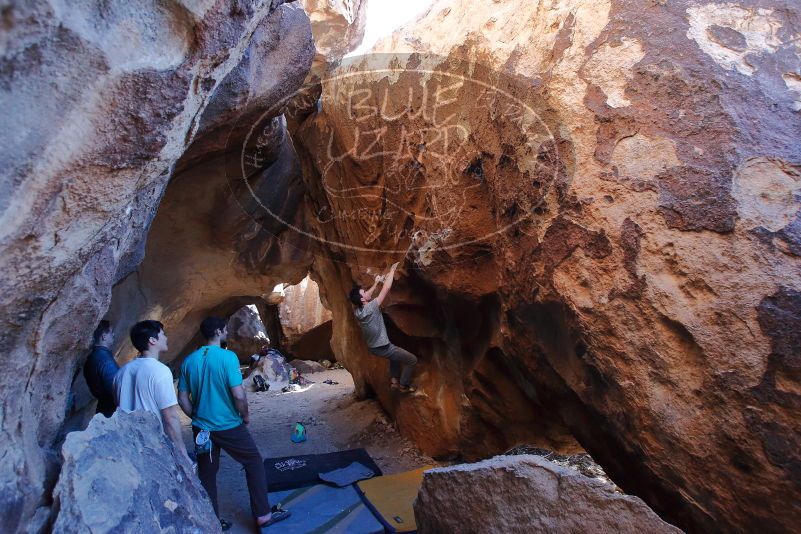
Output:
[179, 369, 438, 533]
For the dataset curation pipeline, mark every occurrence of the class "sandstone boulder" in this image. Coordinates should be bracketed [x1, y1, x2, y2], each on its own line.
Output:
[299, 0, 367, 77]
[3, 1, 800, 532]
[226, 305, 270, 363]
[285, 320, 335, 361]
[244, 349, 293, 389]
[414, 455, 680, 534]
[292, 1, 801, 531]
[52, 411, 218, 533]
[0, 2, 315, 526]
[106, 2, 316, 365]
[289, 359, 326, 374]
[279, 276, 333, 344]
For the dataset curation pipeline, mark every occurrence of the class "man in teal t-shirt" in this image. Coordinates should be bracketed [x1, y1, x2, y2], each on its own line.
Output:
[179, 343, 242, 431]
[178, 317, 290, 530]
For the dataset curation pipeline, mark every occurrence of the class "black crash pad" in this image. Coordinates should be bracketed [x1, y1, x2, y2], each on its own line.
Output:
[264, 448, 383, 492]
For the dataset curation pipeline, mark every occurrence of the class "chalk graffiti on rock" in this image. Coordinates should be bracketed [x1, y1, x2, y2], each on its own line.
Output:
[230, 53, 565, 256]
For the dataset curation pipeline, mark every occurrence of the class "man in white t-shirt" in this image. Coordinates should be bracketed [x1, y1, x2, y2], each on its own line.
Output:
[114, 320, 189, 462]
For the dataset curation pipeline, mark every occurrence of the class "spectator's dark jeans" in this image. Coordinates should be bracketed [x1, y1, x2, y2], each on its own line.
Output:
[370, 343, 418, 386]
[193, 424, 269, 519]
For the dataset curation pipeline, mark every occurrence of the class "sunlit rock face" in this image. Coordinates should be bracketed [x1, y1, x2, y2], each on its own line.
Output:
[299, 0, 367, 75]
[290, 0, 801, 531]
[280, 276, 332, 339]
[2, 0, 799, 532]
[276, 275, 334, 359]
[0, 1, 313, 529]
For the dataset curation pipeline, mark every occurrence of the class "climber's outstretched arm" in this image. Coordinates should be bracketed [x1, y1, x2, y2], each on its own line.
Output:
[375, 262, 400, 306]
[364, 275, 381, 299]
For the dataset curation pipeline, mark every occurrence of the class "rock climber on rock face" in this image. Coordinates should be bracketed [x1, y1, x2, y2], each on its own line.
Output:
[350, 262, 419, 393]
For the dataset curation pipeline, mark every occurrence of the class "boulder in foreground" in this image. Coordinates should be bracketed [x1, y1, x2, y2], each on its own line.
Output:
[52, 411, 219, 533]
[414, 455, 681, 534]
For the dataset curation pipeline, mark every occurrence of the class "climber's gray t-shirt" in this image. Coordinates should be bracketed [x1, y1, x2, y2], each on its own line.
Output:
[354, 300, 390, 349]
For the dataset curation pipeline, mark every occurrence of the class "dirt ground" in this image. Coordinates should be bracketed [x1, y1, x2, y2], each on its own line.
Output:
[179, 369, 437, 533]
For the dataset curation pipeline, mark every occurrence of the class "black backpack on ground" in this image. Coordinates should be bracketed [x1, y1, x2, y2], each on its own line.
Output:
[253, 375, 269, 392]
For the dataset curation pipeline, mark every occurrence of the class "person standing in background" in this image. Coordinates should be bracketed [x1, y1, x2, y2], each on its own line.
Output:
[83, 320, 119, 417]
[114, 320, 190, 463]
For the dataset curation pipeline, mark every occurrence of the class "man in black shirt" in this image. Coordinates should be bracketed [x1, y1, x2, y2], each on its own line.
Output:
[83, 320, 119, 417]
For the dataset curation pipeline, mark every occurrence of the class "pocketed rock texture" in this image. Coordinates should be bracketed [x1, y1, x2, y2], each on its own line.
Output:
[289, 0, 801, 532]
[414, 455, 681, 534]
[2, 1, 801, 533]
[0, 1, 314, 529]
[52, 411, 219, 534]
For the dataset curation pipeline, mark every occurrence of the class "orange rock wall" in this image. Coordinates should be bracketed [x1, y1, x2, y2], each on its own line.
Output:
[290, 1, 801, 531]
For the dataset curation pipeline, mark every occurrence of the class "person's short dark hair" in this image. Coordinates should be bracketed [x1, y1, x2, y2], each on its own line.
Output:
[130, 320, 164, 353]
[93, 320, 112, 344]
[349, 286, 363, 307]
[200, 317, 227, 340]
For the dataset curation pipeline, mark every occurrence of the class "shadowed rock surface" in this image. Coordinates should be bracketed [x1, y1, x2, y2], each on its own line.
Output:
[285, 319, 335, 360]
[107, 1, 316, 365]
[414, 455, 681, 534]
[52, 411, 218, 534]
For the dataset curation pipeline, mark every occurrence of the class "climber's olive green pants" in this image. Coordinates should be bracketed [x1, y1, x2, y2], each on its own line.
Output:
[370, 343, 417, 386]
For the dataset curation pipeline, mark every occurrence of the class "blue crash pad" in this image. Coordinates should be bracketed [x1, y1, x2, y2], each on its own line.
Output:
[263, 483, 385, 534]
